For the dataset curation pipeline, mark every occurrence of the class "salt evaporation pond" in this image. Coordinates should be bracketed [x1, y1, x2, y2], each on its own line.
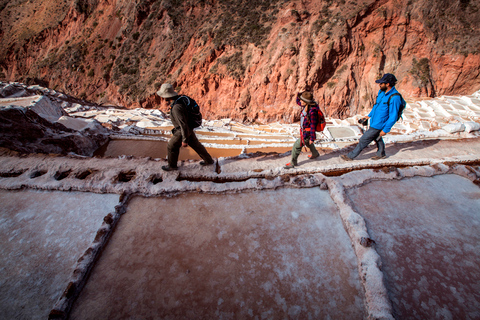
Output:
[94, 139, 243, 159]
[94, 138, 292, 160]
[70, 188, 365, 319]
[347, 174, 480, 319]
[0, 189, 119, 320]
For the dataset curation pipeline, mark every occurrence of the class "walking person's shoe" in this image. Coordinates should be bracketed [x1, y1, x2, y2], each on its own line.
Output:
[200, 160, 215, 166]
[340, 155, 353, 161]
[284, 162, 296, 169]
[371, 155, 386, 160]
[161, 165, 178, 171]
[308, 153, 320, 159]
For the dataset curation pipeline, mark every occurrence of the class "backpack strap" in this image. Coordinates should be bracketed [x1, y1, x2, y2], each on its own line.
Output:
[387, 93, 405, 121]
[173, 95, 190, 107]
[387, 93, 401, 105]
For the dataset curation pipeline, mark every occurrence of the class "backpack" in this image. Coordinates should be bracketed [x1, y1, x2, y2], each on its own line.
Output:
[387, 93, 406, 121]
[303, 105, 326, 133]
[174, 95, 202, 128]
[315, 107, 326, 132]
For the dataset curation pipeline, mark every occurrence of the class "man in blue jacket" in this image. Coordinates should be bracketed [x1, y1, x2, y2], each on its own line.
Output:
[341, 73, 402, 161]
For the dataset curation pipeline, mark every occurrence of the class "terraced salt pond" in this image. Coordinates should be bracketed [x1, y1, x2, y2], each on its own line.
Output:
[95, 127, 297, 159]
[94, 139, 242, 159]
[69, 188, 366, 319]
[94, 136, 293, 160]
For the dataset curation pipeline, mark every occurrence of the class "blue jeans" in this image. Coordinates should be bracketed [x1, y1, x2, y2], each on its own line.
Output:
[347, 127, 385, 159]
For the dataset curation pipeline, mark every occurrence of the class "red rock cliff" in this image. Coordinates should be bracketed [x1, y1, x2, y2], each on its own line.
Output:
[1, 0, 479, 122]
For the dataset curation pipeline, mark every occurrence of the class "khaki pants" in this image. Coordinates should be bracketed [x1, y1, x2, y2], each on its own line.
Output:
[290, 138, 318, 165]
[167, 130, 213, 167]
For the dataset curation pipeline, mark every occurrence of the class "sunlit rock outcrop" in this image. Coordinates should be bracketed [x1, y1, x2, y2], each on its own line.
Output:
[0, 83, 107, 156]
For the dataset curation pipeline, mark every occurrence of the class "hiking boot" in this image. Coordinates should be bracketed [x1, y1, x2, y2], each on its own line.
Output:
[340, 155, 353, 161]
[308, 153, 320, 159]
[284, 162, 296, 169]
[200, 160, 215, 166]
[371, 155, 386, 160]
[161, 165, 178, 171]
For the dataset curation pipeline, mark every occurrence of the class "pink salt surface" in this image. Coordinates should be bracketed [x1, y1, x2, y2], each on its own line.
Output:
[70, 188, 365, 319]
[94, 139, 242, 160]
[347, 174, 480, 319]
[0, 190, 119, 320]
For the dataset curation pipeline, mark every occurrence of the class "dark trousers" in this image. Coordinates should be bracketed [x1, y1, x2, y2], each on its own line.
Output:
[347, 127, 385, 159]
[167, 130, 213, 167]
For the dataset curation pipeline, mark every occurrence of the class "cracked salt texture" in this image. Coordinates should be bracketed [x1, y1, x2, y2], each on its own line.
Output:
[346, 174, 480, 319]
[0, 190, 119, 320]
[70, 188, 365, 319]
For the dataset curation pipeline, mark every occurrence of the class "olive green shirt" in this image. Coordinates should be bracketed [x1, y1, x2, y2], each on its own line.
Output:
[170, 103, 192, 143]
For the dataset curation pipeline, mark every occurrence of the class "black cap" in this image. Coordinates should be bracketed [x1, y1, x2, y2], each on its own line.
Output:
[375, 73, 397, 85]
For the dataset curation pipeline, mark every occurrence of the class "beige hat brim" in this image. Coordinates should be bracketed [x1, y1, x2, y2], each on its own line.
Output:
[156, 90, 178, 98]
[300, 96, 315, 104]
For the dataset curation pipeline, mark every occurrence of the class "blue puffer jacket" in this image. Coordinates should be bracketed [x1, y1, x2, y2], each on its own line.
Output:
[368, 87, 402, 133]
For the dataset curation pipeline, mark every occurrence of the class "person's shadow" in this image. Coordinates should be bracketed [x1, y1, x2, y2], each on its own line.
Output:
[251, 151, 291, 162]
[381, 139, 441, 158]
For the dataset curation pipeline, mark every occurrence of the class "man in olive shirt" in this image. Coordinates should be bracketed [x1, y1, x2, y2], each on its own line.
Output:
[157, 84, 214, 171]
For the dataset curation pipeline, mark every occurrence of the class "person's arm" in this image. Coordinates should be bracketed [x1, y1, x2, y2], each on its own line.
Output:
[296, 94, 302, 107]
[368, 89, 383, 118]
[171, 104, 192, 146]
[381, 95, 401, 134]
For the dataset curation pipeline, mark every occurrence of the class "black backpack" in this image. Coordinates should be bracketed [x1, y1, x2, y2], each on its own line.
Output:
[387, 93, 406, 121]
[174, 95, 202, 128]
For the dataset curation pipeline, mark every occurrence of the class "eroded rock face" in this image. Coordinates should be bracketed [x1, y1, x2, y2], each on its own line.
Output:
[0, 0, 479, 122]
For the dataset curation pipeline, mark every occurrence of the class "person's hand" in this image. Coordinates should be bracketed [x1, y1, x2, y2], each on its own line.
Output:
[379, 131, 386, 137]
[358, 117, 370, 126]
[182, 142, 188, 148]
[310, 140, 315, 145]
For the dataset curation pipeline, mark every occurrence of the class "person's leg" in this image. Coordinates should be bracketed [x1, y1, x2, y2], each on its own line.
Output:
[306, 140, 319, 157]
[167, 131, 183, 168]
[347, 127, 381, 159]
[187, 133, 214, 163]
[375, 136, 386, 157]
[290, 138, 303, 165]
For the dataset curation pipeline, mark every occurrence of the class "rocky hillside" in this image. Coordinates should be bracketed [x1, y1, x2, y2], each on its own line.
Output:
[1, 0, 479, 122]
